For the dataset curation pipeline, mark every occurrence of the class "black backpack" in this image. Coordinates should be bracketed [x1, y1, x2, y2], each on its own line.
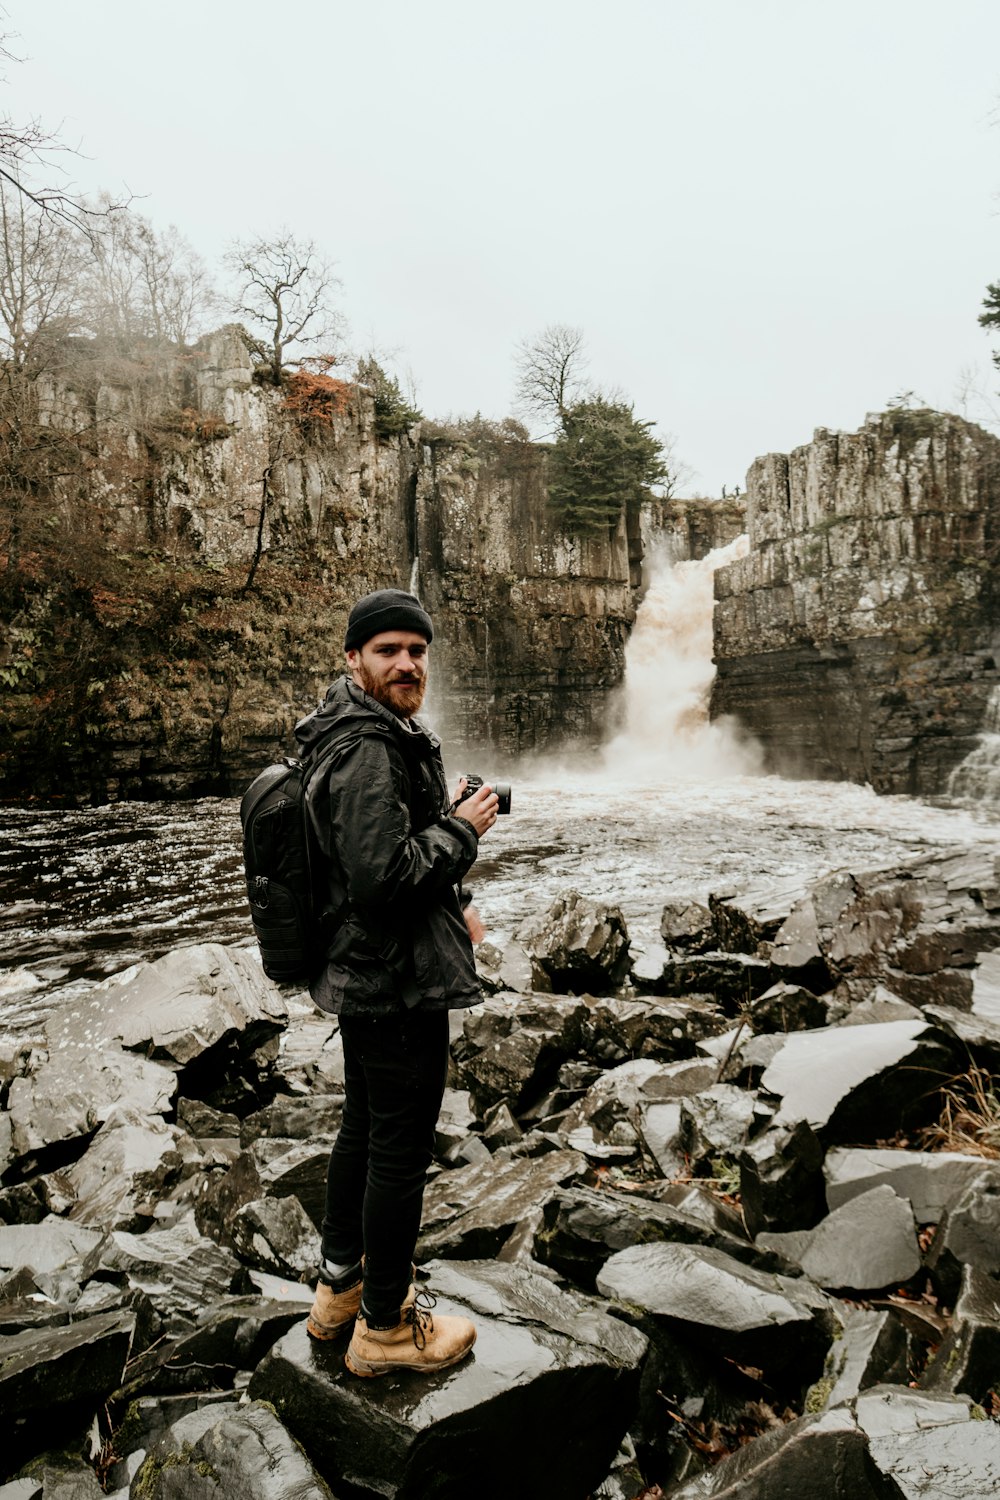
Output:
[239, 735, 354, 984]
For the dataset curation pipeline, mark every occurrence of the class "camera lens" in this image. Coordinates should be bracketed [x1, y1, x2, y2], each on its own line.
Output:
[494, 782, 512, 815]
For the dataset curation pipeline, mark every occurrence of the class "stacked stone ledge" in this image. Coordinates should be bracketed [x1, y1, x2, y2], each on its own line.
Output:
[2, 857, 1000, 1494]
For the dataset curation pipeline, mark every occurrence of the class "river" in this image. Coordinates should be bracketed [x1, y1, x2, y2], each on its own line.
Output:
[3, 539, 999, 1037]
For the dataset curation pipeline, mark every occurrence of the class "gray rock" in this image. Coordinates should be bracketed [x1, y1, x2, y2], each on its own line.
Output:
[0, 1185, 45, 1227]
[273, 1013, 341, 1094]
[417, 1148, 586, 1259]
[452, 994, 587, 1116]
[62, 1108, 186, 1231]
[660, 900, 714, 951]
[515, 889, 630, 994]
[760, 1020, 954, 1142]
[679, 1083, 757, 1165]
[0, 1218, 104, 1279]
[250, 1258, 647, 1500]
[824, 1146, 1000, 1221]
[230, 1196, 317, 1281]
[99, 1212, 245, 1325]
[433, 1088, 478, 1157]
[856, 1384, 1000, 1498]
[534, 1185, 777, 1291]
[0, 1480, 43, 1499]
[176, 1100, 240, 1140]
[806, 1305, 909, 1412]
[925, 1167, 1000, 1302]
[758, 1185, 920, 1292]
[15, 1462, 101, 1500]
[636, 1100, 684, 1175]
[561, 1057, 679, 1142]
[665, 1408, 890, 1499]
[131, 1400, 334, 1499]
[583, 996, 728, 1063]
[750, 981, 829, 1032]
[597, 1241, 836, 1383]
[739, 1120, 827, 1236]
[239, 1095, 343, 1148]
[119, 1297, 307, 1399]
[194, 1136, 335, 1243]
[921, 1264, 1000, 1404]
[3, 1048, 176, 1173]
[481, 1102, 521, 1149]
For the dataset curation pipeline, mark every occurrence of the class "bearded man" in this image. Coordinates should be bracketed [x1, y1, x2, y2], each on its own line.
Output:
[295, 588, 498, 1376]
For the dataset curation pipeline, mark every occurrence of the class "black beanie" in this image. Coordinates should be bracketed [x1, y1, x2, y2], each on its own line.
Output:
[344, 589, 434, 651]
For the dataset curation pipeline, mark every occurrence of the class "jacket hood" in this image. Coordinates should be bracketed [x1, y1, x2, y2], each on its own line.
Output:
[294, 674, 440, 756]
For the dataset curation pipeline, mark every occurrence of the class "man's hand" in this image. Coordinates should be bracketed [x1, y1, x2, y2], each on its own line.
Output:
[464, 903, 486, 944]
[451, 778, 499, 837]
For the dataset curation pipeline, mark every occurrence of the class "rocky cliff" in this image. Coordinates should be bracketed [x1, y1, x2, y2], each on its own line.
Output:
[0, 329, 641, 801]
[711, 411, 1000, 794]
[642, 495, 746, 563]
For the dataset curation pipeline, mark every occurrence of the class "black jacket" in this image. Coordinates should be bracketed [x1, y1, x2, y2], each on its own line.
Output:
[295, 676, 482, 1016]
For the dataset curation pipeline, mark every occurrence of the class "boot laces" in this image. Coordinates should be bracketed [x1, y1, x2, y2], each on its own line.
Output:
[403, 1289, 437, 1350]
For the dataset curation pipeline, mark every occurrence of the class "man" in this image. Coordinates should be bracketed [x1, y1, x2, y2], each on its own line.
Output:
[295, 587, 498, 1377]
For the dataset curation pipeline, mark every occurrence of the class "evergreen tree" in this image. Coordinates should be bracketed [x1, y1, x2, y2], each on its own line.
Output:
[548, 396, 666, 534]
[980, 281, 1000, 370]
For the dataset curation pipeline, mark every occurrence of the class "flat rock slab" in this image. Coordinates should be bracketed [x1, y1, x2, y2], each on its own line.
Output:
[597, 1241, 835, 1381]
[856, 1385, 1000, 1498]
[250, 1258, 647, 1500]
[758, 1185, 920, 1292]
[99, 1212, 245, 1325]
[760, 1020, 953, 1141]
[132, 1400, 336, 1498]
[417, 1148, 587, 1259]
[825, 1146, 1000, 1221]
[119, 1296, 306, 1398]
[43, 944, 286, 1069]
[63, 1108, 186, 1231]
[0, 1218, 104, 1278]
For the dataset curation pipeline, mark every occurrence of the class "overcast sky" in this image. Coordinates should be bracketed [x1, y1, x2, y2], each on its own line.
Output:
[7, 1, 1000, 493]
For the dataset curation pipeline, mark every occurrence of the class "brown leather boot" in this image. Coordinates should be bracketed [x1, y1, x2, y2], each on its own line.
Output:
[345, 1290, 476, 1377]
[306, 1272, 363, 1340]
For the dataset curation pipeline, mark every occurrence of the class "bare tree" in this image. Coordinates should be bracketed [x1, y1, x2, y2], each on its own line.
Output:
[513, 324, 588, 429]
[0, 179, 88, 369]
[83, 200, 215, 346]
[224, 231, 344, 383]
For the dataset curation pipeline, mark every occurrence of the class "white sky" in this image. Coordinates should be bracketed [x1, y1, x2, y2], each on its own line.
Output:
[7, 0, 1000, 493]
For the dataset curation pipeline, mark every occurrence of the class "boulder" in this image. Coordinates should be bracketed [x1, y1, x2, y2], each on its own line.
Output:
[62, 1108, 186, 1231]
[660, 900, 715, 951]
[739, 1120, 827, 1236]
[0, 1219, 104, 1281]
[805, 1305, 909, 1413]
[273, 1014, 342, 1095]
[176, 1100, 240, 1140]
[250, 1258, 647, 1500]
[855, 1384, 1000, 1498]
[230, 1196, 317, 1281]
[452, 995, 587, 1116]
[597, 1241, 836, 1387]
[118, 1297, 308, 1399]
[758, 1186, 921, 1293]
[417, 1148, 587, 1259]
[514, 890, 630, 994]
[432, 1089, 479, 1158]
[194, 1136, 335, 1244]
[98, 1212, 246, 1326]
[239, 1095, 343, 1148]
[1, 1310, 136, 1475]
[665, 1408, 892, 1499]
[824, 1146, 1000, 1221]
[759, 1020, 954, 1143]
[920, 1264, 1000, 1404]
[679, 1084, 757, 1166]
[655, 953, 774, 1012]
[750, 981, 829, 1032]
[582, 996, 728, 1064]
[924, 1167, 1000, 1303]
[131, 1400, 335, 1499]
[534, 1184, 780, 1291]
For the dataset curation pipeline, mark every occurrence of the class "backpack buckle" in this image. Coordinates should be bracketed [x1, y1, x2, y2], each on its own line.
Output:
[251, 876, 270, 909]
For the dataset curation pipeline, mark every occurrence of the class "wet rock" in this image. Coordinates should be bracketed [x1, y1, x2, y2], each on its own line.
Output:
[3, 1048, 176, 1178]
[656, 953, 774, 1012]
[131, 1399, 335, 1499]
[709, 877, 809, 955]
[176, 1100, 240, 1140]
[856, 1384, 1000, 1498]
[759, 1020, 954, 1143]
[99, 1212, 247, 1327]
[515, 890, 630, 995]
[597, 1241, 836, 1387]
[481, 1102, 521, 1150]
[61, 1108, 186, 1232]
[0, 1219, 104, 1280]
[750, 980, 829, 1032]
[679, 1083, 757, 1165]
[239, 1095, 343, 1148]
[417, 1148, 587, 1259]
[534, 1184, 779, 1291]
[250, 1258, 647, 1500]
[806, 1305, 909, 1413]
[273, 1013, 342, 1095]
[739, 1119, 827, 1236]
[2, 1310, 135, 1474]
[660, 900, 715, 951]
[194, 1137, 335, 1245]
[561, 1058, 676, 1141]
[666, 1408, 893, 1499]
[824, 1146, 1000, 1221]
[452, 995, 587, 1116]
[433, 1089, 478, 1158]
[584, 996, 728, 1063]
[920, 1264, 1000, 1403]
[230, 1196, 316, 1281]
[758, 1186, 921, 1293]
[635, 1099, 684, 1176]
[118, 1297, 307, 1399]
[924, 1167, 1000, 1303]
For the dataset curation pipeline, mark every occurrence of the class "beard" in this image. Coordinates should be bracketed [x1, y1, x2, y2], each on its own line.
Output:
[356, 660, 427, 719]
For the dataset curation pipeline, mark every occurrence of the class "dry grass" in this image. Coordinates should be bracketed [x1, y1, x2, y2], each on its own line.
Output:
[918, 1064, 1000, 1158]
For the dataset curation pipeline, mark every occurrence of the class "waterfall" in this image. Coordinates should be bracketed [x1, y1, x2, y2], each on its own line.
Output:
[605, 534, 764, 779]
[408, 556, 420, 596]
[947, 686, 1000, 802]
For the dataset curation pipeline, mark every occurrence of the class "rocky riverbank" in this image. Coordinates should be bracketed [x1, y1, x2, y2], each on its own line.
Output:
[3, 847, 1000, 1496]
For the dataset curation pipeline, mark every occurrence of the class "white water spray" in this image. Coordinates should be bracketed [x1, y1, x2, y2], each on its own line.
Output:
[605, 535, 764, 780]
[948, 686, 1000, 803]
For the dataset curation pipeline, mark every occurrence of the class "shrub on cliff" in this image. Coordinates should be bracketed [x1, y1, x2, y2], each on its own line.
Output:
[548, 396, 666, 534]
[354, 355, 422, 438]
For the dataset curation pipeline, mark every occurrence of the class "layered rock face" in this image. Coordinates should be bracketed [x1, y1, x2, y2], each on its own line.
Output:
[1, 330, 640, 799]
[711, 411, 1000, 793]
[642, 495, 746, 563]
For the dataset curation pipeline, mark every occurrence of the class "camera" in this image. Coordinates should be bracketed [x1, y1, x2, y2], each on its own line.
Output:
[455, 773, 512, 815]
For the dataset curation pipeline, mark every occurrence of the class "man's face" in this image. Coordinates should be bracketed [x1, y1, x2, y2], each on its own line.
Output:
[347, 630, 429, 718]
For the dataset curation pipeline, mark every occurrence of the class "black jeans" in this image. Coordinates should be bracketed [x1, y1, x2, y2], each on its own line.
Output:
[321, 1008, 450, 1327]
